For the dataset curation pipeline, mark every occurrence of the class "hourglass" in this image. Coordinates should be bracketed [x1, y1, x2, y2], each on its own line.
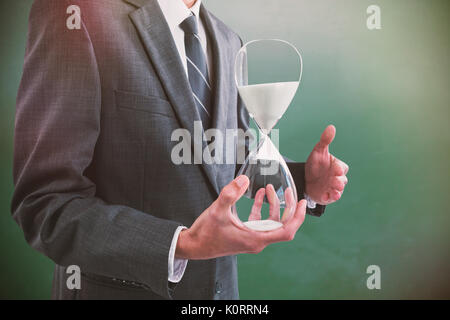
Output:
[232, 39, 303, 231]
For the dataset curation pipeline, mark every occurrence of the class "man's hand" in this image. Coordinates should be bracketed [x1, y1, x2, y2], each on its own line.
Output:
[305, 125, 349, 205]
[176, 176, 307, 260]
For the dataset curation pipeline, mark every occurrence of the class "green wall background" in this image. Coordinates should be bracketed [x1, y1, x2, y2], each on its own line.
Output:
[1, 0, 449, 299]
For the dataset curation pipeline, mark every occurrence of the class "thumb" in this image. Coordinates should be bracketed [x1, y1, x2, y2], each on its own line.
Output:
[315, 124, 336, 151]
[217, 175, 249, 209]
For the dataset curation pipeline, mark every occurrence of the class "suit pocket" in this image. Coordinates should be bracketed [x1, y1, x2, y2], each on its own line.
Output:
[114, 90, 176, 118]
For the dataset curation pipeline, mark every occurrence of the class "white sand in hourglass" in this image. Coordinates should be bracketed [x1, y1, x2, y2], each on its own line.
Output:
[238, 81, 299, 133]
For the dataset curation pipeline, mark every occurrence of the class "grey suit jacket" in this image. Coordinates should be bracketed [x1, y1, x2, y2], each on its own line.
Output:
[12, 0, 324, 300]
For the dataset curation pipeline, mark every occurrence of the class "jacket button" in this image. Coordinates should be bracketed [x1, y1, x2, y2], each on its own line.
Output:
[215, 281, 222, 294]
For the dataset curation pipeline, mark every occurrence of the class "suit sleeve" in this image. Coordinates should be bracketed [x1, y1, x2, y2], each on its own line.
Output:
[235, 37, 325, 217]
[11, 0, 180, 299]
[286, 162, 326, 216]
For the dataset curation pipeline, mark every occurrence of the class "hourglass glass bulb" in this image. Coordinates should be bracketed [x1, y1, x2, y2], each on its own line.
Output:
[232, 39, 303, 231]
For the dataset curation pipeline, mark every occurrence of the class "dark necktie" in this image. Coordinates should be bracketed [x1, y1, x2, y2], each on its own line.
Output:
[180, 14, 212, 130]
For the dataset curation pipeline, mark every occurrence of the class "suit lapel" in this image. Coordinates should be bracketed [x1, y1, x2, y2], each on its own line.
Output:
[200, 6, 230, 140]
[201, 6, 236, 192]
[124, 0, 221, 194]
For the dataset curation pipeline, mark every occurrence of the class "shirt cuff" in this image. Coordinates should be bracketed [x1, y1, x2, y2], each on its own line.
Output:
[168, 226, 188, 283]
[304, 193, 317, 209]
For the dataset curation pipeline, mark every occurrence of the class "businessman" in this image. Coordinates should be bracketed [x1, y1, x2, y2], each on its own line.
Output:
[12, 0, 349, 299]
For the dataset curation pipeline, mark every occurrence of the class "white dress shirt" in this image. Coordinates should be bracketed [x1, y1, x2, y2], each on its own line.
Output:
[157, 0, 211, 283]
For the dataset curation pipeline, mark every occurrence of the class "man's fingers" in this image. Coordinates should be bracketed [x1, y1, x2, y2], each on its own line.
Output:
[321, 191, 330, 203]
[287, 199, 307, 234]
[330, 190, 342, 201]
[261, 200, 307, 243]
[281, 187, 295, 223]
[315, 124, 336, 151]
[343, 162, 349, 175]
[332, 158, 349, 176]
[331, 176, 348, 191]
[248, 188, 265, 221]
[217, 175, 249, 208]
[266, 184, 280, 221]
